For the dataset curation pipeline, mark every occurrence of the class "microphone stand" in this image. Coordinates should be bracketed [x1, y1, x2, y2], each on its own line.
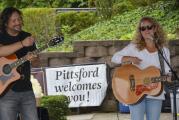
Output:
[155, 42, 179, 120]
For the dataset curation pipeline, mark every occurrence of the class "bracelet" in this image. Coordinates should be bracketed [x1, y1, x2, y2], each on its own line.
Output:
[20, 41, 24, 47]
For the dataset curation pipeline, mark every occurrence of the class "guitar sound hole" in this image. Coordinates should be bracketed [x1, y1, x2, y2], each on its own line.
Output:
[2, 64, 12, 75]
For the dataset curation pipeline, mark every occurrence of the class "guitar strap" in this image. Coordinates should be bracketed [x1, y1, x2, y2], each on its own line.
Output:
[158, 48, 169, 89]
[158, 48, 165, 75]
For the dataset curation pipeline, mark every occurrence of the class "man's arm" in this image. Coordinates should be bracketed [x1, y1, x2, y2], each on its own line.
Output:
[0, 36, 35, 57]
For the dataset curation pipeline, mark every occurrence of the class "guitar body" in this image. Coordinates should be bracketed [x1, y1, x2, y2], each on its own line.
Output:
[112, 64, 162, 105]
[0, 55, 20, 94]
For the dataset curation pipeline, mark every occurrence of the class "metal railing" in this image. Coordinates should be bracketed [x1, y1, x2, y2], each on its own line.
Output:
[56, 8, 96, 13]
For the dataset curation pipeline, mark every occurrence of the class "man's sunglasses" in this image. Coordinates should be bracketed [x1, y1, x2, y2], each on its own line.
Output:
[140, 25, 154, 31]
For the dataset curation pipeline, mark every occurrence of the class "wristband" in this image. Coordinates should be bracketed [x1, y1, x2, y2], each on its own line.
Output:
[20, 41, 24, 47]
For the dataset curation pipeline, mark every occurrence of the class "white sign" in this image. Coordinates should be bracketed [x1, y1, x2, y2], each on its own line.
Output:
[45, 64, 108, 108]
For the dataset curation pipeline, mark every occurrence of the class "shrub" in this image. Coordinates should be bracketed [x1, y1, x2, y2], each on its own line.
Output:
[40, 95, 70, 120]
[55, 11, 97, 34]
[112, 1, 134, 15]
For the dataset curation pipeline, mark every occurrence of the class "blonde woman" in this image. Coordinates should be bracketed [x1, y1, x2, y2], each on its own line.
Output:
[111, 16, 170, 120]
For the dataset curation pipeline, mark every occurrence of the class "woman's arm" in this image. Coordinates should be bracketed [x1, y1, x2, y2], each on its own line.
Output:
[111, 43, 141, 64]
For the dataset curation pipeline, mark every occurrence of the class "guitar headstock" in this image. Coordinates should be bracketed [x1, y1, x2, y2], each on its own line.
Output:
[48, 36, 64, 47]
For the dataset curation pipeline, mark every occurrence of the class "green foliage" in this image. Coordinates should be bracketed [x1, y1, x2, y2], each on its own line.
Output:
[88, 0, 96, 7]
[176, 0, 179, 7]
[29, 0, 50, 7]
[68, 0, 88, 8]
[22, 8, 57, 48]
[56, 11, 97, 34]
[112, 1, 134, 15]
[110, 0, 166, 16]
[96, 0, 115, 19]
[40, 95, 70, 120]
[0, 0, 43, 8]
[51, 0, 89, 8]
[1, 0, 16, 7]
[0, 0, 90, 8]
[70, 1, 179, 41]
[51, 0, 67, 8]
[128, 0, 162, 7]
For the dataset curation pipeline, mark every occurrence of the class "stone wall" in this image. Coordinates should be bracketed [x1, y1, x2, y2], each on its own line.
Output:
[34, 40, 179, 112]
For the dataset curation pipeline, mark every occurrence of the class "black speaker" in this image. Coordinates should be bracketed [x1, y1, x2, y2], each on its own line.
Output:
[17, 107, 49, 120]
[17, 113, 21, 120]
[161, 88, 171, 113]
[37, 107, 49, 120]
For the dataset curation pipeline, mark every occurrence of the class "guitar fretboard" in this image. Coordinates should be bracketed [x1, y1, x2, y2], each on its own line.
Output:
[143, 75, 169, 84]
[10, 44, 48, 68]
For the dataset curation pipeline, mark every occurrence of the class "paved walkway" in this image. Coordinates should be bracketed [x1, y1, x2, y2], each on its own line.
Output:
[67, 113, 175, 120]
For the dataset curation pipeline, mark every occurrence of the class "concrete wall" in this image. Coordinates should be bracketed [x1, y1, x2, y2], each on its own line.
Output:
[34, 40, 179, 112]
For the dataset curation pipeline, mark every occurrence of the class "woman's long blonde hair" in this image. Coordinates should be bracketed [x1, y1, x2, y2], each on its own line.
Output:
[133, 16, 167, 50]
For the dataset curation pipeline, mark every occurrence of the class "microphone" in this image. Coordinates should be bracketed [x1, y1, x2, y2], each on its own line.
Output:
[147, 33, 158, 46]
[148, 33, 158, 46]
[153, 33, 160, 49]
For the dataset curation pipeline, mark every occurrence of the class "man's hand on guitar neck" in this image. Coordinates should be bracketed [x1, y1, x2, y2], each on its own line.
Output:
[25, 52, 37, 61]
[122, 56, 142, 65]
[21, 36, 35, 47]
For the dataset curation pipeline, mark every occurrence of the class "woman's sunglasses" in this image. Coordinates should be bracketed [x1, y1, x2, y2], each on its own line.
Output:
[140, 25, 154, 31]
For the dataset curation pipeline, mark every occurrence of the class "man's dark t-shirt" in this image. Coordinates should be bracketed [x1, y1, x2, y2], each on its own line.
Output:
[0, 31, 36, 92]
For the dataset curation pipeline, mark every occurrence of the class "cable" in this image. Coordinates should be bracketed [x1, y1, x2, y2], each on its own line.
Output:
[116, 99, 120, 120]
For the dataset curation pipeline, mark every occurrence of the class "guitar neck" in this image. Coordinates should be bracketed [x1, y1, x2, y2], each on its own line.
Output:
[10, 44, 48, 68]
[144, 75, 169, 84]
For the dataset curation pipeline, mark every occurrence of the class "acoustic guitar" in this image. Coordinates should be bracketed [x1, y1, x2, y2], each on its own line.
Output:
[0, 36, 64, 95]
[112, 63, 171, 105]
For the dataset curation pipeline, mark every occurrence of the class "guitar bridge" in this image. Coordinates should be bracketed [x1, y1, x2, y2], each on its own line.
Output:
[129, 75, 135, 91]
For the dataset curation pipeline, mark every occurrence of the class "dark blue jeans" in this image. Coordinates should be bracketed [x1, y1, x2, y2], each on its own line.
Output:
[0, 89, 39, 120]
